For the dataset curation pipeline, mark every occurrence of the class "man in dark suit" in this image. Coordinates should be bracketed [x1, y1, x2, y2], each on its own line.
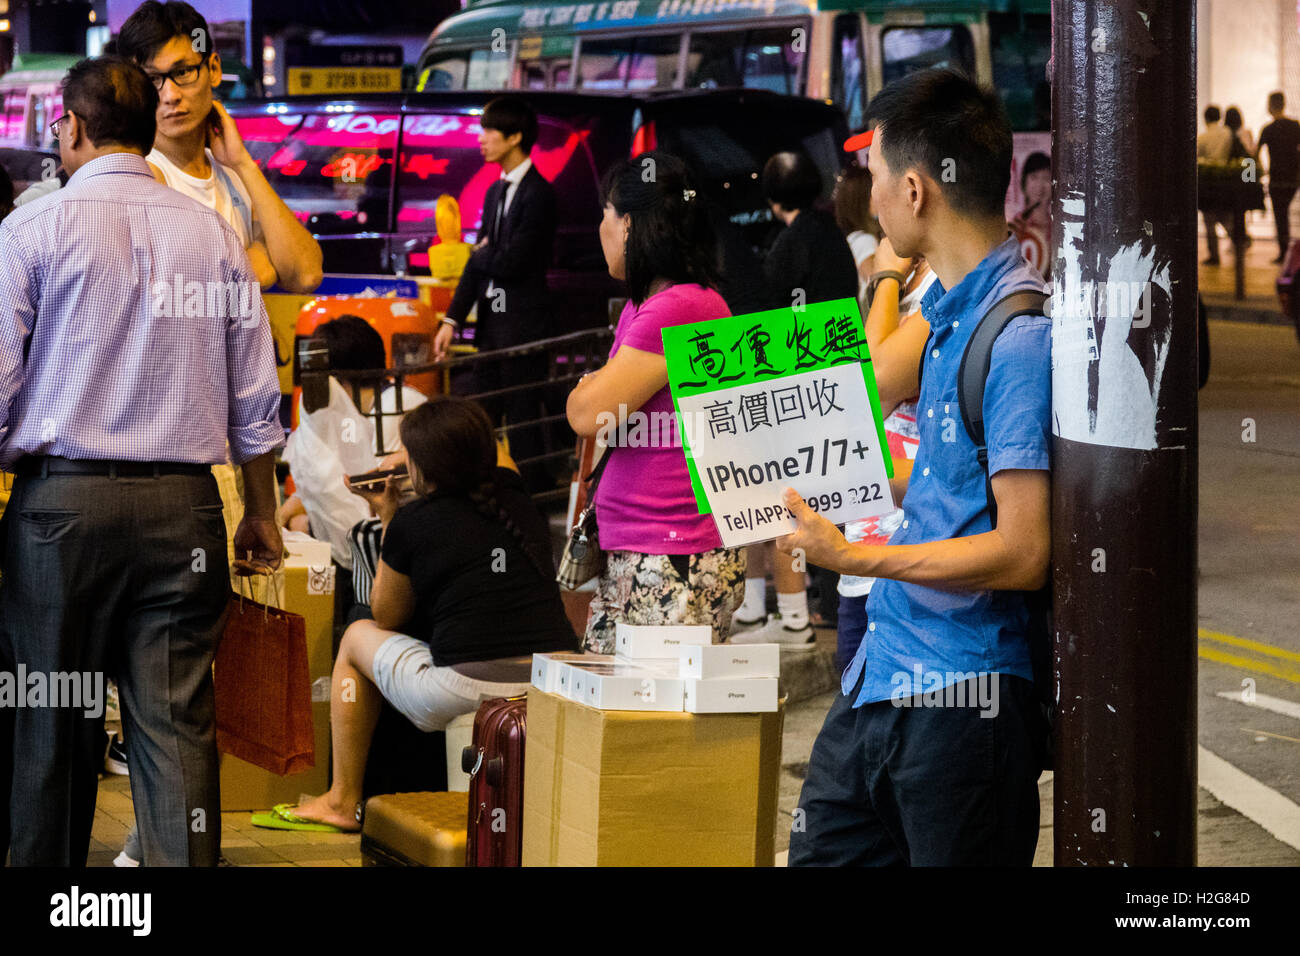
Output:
[434, 96, 556, 489]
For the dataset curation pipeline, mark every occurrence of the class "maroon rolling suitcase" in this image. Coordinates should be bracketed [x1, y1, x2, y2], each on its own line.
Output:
[462, 695, 526, 866]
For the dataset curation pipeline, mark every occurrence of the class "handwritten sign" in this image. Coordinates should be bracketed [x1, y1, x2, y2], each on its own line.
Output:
[662, 297, 896, 548]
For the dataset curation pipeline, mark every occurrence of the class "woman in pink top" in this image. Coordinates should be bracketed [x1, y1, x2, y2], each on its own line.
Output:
[566, 151, 746, 653]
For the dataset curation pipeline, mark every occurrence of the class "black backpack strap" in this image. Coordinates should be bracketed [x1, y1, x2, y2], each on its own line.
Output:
[957, 289, 1049, 525]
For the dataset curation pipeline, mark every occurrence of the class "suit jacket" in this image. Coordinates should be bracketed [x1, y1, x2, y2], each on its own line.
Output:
[446, 163, 556, 346]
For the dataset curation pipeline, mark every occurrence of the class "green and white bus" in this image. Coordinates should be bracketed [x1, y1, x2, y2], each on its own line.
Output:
[415, 0, 1050, 135]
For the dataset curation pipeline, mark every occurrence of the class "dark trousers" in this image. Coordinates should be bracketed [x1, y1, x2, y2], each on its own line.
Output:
[835, 592, 869, 674]
[2, 469, 230, 866]
[1202, 209, 1223, 263]
[789, 670, 1042, 866]
[468, 313, 552, 491]
[1270, 185, 1297, 255]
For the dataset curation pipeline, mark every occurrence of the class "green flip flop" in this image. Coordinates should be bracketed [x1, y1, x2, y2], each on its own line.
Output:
[249, 803, 356, 833]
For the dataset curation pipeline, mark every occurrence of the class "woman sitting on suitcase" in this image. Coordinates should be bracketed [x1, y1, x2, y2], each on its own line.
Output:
[280, 395, 577, 831]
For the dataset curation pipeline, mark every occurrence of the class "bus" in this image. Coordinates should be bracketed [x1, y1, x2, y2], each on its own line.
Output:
[0, 54, 80, 152]
[415, 0, 1050, 135]
[414, 0, 1053, 270]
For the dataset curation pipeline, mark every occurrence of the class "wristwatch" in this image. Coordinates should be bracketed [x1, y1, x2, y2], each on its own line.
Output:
[868, 270, 906, 300]
[439, 317, 458, 331]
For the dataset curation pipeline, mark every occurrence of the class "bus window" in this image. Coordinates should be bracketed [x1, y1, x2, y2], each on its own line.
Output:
[741, 27, 804, 95]
[628, 36, 682, 90]
[832, 14, 865, 132]
[239, 111, 399, 234]
[418, 53, 468, 91]
[578, 36, 682, 91]
[989, 12, 1050, 132]
[687, 27, 805, 95]
[2, 89, 25, 146]
[466, 49, 511, 90]
[520, 60, 548, 89]
[881, 26, 975, 87]
[577, 39, 630, 89]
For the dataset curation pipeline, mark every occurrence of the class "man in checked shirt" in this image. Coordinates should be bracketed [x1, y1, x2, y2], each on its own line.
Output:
[0, 56, 283, 866]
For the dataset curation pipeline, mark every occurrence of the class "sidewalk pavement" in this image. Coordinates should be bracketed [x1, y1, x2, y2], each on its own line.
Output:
[772, 633, 1300, 867]
[85, 626, 1300, 866]
[1198, 212, 1294, 328]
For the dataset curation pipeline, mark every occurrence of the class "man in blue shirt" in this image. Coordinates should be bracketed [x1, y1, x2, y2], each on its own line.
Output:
[779, 69, 1051, 865]
[0, 57, 283, 866]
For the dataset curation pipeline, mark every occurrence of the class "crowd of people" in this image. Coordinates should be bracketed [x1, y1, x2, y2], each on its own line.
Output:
[0, 0, 1057, 867]
[1198, 91, 1300, 265]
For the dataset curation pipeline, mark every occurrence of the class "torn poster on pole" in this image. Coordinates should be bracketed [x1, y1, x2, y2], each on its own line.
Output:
[662, 297, 896, 548]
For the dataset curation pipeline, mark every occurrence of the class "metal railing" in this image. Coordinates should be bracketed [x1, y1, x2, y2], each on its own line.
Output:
[298, 327, 615, 505]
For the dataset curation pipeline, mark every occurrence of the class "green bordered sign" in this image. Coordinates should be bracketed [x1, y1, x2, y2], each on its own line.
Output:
[662, 297, 896, 548]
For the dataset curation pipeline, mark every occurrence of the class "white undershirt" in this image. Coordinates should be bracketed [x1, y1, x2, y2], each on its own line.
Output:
[147, 147, 255, 248]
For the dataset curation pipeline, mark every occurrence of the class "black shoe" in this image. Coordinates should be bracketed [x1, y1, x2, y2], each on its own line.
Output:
[1273, 254, 1286, 264]
[104, 735, 129, 776]
[1202, 257, 1221, 266]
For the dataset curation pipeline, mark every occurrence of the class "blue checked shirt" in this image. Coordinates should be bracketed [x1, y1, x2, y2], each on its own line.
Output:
[843, 235, 1050, 707]
[0, 153, 282, 469]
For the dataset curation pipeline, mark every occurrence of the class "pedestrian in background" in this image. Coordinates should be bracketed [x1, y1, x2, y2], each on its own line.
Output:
[436, 95, 558, 492]
[834, 234, 935, 673]
[566, 150, 746, 654]
[731, 150, 859, 647]
[1197, 105, 1233, 265]
[1257, 91, 1300, 263]
[1224, 107, 1254, 255]
[832, 164, 880, 304]
[0, 56, 283, 866]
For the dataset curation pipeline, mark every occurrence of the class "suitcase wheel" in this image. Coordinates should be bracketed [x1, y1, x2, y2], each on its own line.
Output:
[485, 755, 503, 787]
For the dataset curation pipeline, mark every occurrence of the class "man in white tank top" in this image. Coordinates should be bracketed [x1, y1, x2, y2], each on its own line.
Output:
[118, 1, 322, 293]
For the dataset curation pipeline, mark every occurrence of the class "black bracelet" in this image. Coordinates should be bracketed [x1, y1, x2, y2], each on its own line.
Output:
[869, 270, 906, 296]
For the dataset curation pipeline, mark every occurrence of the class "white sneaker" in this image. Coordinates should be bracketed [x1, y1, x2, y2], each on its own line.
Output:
[730, 609, 766, 633]
[112, 850, 140, 868]
[729, 614, 816, 649]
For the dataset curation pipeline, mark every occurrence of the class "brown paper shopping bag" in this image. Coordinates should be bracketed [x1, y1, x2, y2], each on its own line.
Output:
[213, 580, 316, 775]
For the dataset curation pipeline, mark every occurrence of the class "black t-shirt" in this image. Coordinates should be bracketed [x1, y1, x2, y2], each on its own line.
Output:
[1259, 117, 1300, 187]
[380, 467, 577, 666]
[763, 208, 860, 306]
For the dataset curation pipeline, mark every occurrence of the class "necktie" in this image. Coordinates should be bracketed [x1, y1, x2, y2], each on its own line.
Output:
[492, 181, 506, 242]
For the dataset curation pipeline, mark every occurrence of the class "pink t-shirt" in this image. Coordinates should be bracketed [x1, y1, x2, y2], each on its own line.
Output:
[594, 283, 730, 555]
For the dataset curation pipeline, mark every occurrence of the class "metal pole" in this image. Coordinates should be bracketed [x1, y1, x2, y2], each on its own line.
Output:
[1050, 0, 1199, 866]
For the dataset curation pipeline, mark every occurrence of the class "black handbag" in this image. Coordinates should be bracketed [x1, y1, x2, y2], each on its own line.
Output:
[556, 447, 612, 590]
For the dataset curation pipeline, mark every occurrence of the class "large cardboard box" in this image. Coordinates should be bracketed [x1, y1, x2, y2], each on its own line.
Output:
[522, 688, 784, 866]
[219, 540, 336, 812]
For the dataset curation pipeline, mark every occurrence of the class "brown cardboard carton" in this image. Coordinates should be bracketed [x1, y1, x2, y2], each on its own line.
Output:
[219, 556, 336, 811]
[522, 687, 784, 866]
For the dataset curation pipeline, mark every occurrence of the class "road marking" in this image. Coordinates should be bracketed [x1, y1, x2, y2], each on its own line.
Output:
[1241, 727, 1300, 745]
[1200, 628, 1300, 664]
[1198, 746, 1300, 852]
[1215, 689, 1300, 721]
[1199, 645, 1300, 684]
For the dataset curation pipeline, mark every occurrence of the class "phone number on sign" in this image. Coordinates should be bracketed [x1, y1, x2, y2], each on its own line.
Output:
[718, 483, 886, 532]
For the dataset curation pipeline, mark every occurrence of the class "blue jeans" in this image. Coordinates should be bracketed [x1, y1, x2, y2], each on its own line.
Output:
[789, 669, 1043, 866]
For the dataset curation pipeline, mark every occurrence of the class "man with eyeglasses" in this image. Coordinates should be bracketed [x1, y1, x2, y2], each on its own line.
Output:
[118, 1, 322, 294]
[0, 55, 283, 867]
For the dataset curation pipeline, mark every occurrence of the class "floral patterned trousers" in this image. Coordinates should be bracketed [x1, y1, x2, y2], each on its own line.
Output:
[583, 547, 747, 654]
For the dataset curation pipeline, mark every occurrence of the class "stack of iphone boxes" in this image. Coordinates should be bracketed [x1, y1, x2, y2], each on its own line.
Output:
[531, 625, 779, 713]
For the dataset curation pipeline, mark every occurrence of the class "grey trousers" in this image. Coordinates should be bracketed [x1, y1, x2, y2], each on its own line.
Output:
[2, 469, 230, 866]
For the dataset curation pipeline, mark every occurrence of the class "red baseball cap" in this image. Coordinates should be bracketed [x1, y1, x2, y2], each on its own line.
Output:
[843, 128, 873, 152]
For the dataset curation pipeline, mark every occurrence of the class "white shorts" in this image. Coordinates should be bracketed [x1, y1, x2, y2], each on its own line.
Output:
[371, 635, 531, 732]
